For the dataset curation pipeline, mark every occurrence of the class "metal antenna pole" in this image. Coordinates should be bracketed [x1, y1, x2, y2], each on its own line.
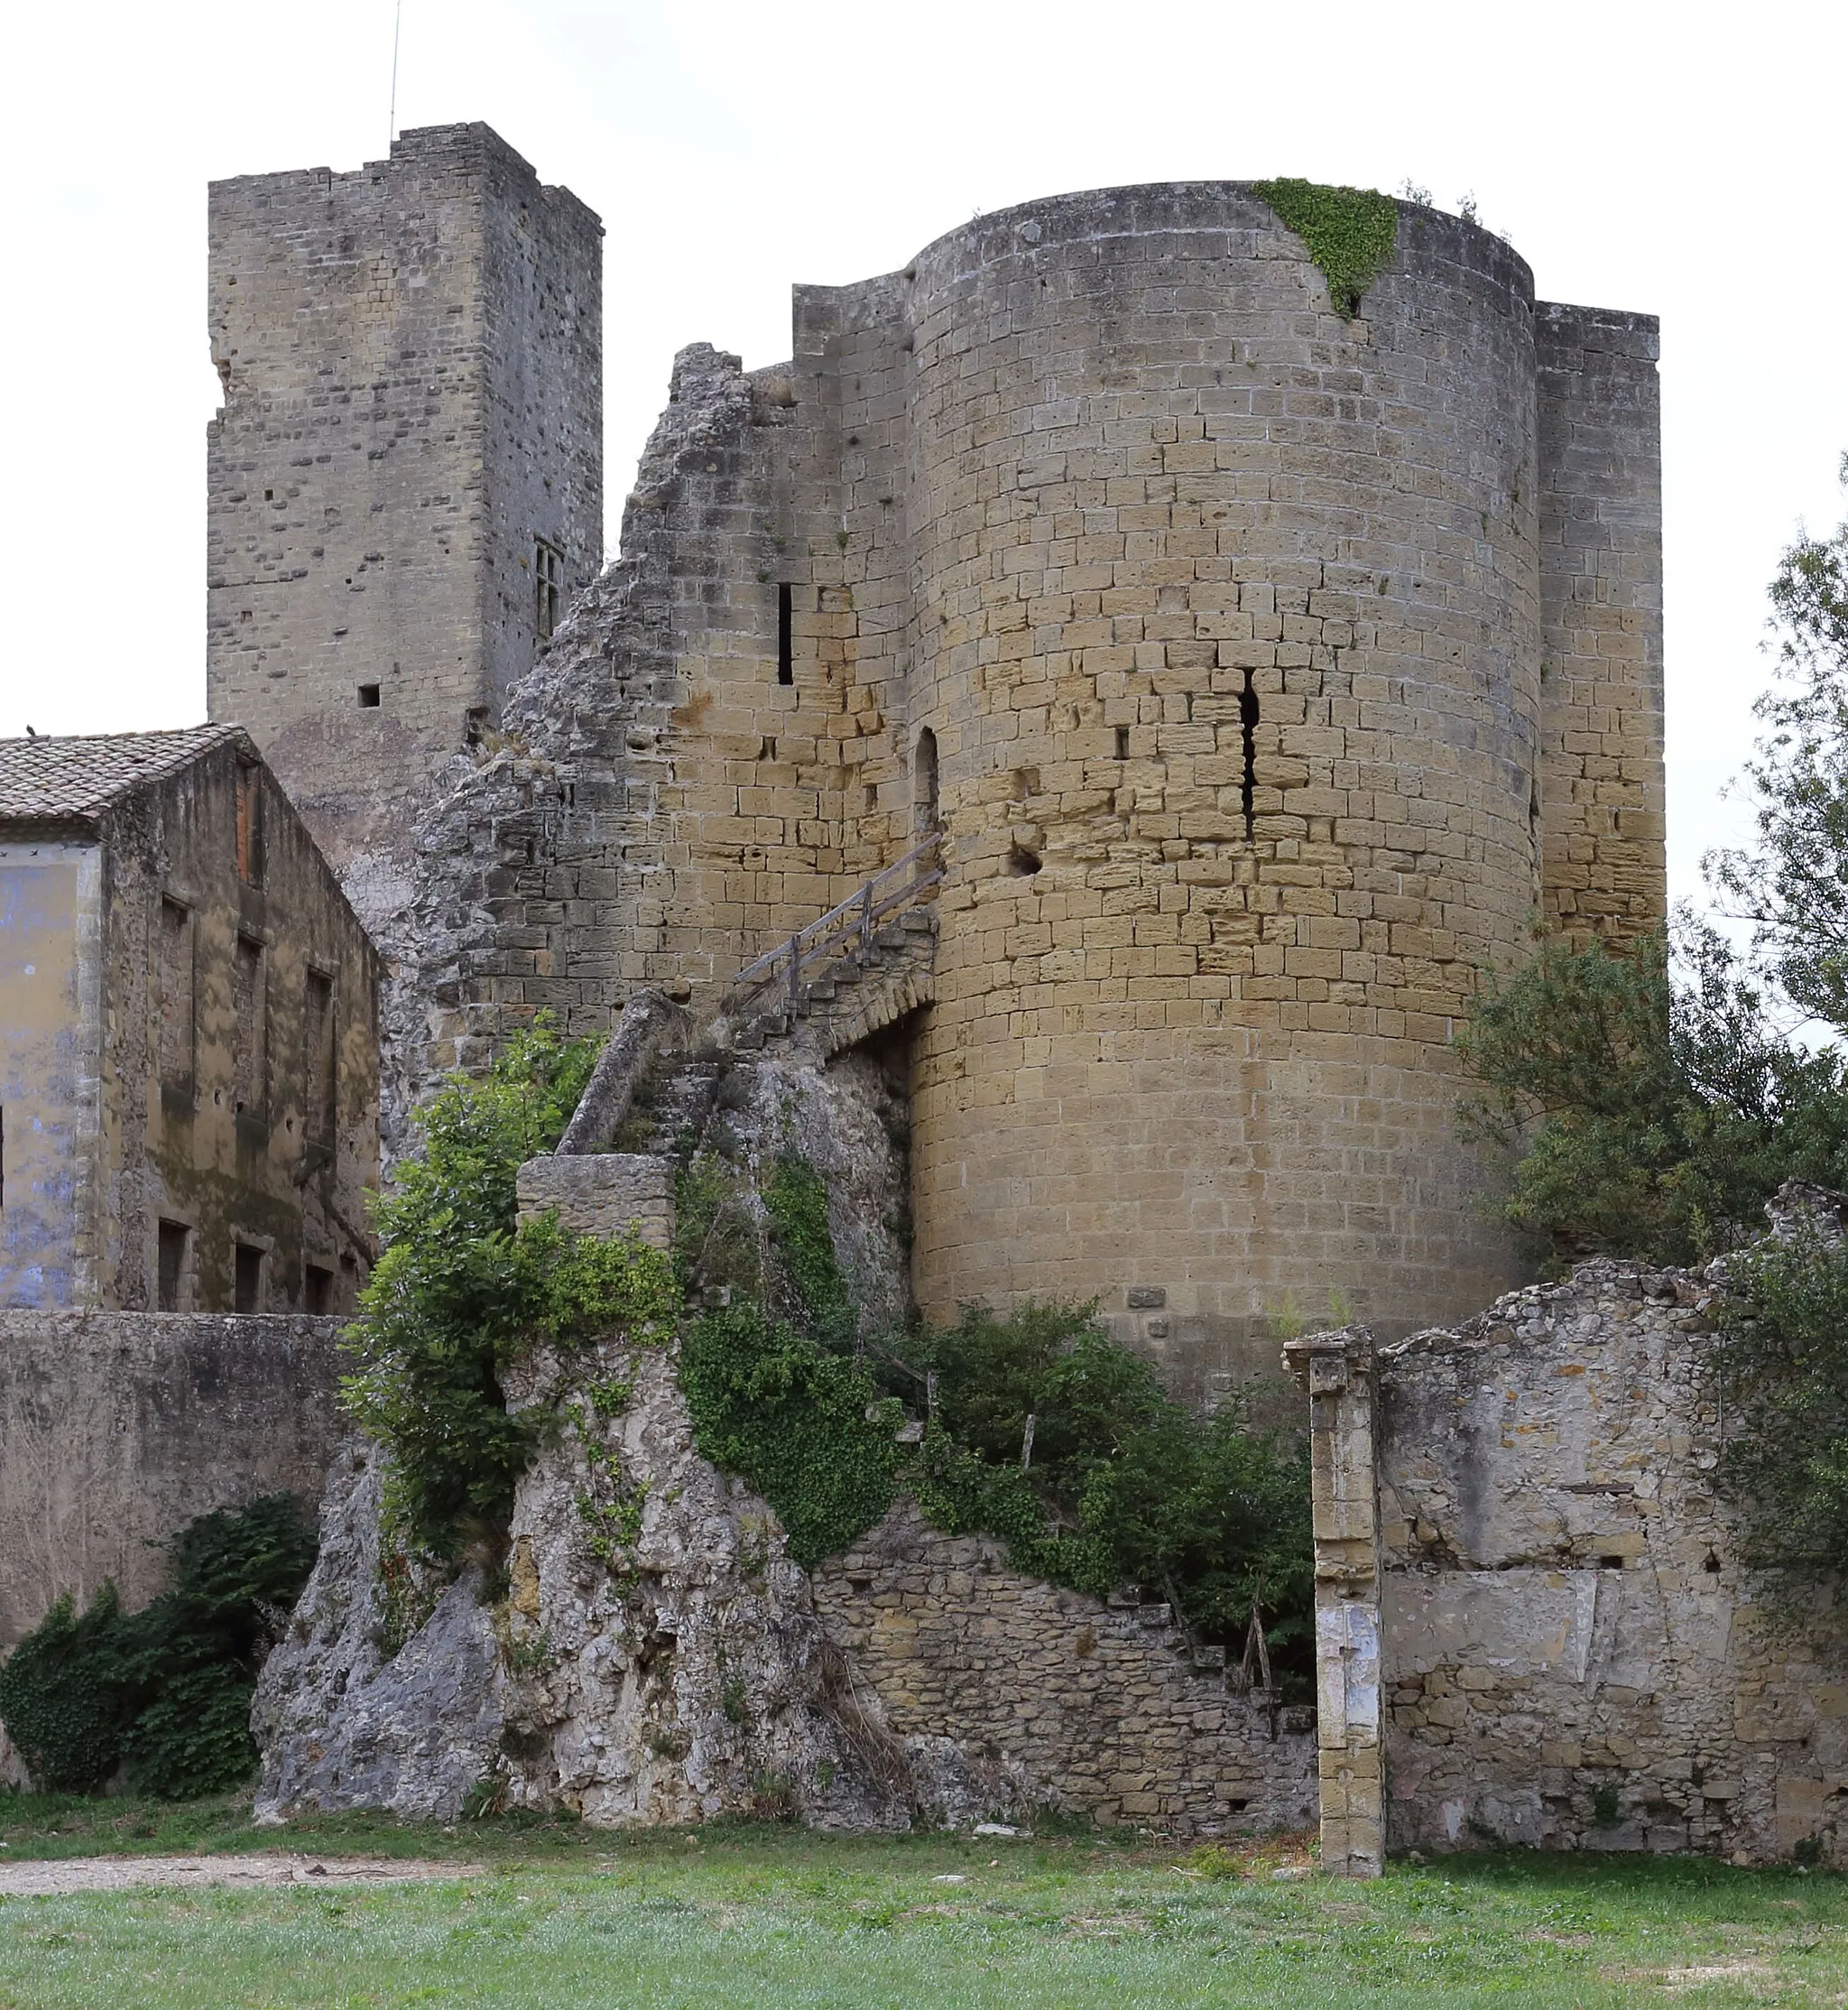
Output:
[388, 0, 403, 144]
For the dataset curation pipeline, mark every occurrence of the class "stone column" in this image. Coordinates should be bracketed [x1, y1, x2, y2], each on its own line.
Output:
[1284, 1328, 1383, 1877]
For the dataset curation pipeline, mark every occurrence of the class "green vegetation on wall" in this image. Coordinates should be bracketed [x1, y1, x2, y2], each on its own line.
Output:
[354, 1038, 1312, 1676]
[675, 1144, 1313, 1679]
[341, 1020, 677, 1559]
[0, 1496, 318, 1797]
[1251, 178, 1399, 319]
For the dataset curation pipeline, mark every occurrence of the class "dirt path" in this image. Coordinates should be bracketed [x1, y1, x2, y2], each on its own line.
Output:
[0, 1854, 484, 1895]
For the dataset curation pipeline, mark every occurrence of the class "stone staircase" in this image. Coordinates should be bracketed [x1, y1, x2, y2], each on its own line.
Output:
[726, 905, 937, 1059]
[720, 834, 942, 1061]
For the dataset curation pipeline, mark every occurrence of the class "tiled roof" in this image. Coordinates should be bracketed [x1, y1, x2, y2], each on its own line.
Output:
[0, 726, 248, 824]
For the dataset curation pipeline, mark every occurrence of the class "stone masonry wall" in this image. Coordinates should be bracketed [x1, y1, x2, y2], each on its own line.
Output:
[1536, 305, 1666, 942]
[1363, 1261, 1848, 1866]
[207, 123, 602, 921]
[0, 1310, 345, 1647]
[814, 1499, 1317, 1836]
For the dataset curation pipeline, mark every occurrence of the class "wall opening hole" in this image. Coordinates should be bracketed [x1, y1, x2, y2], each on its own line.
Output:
[535, 538, 563, 641]
[304, 1263, 335, 1316]
[1239, 670, 1259, 838]
[759, 736, 777, 763]
[466, 705, 489, 747]
[777, 582, 794, 685]
[357, 683, 381, 709]
[1599, 1554, 1627, 1571]
[864, 783, 878, 812]
[235, 1243, 265, 1315]
[1005, 843, 1042, 877]
[1704, 1549, 1723, 1575]
[914, 727, 939, 837]
[157, 1220, 189, 1313]
[1115, 725, 1130, 761]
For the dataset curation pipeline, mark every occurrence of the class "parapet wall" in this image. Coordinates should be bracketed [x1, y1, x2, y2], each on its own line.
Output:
[0, 1311, 345, 1646]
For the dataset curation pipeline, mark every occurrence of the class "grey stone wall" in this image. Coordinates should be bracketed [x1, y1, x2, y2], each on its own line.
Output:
[207, 123, 602, 922]
[0, 1311, 345, 1647]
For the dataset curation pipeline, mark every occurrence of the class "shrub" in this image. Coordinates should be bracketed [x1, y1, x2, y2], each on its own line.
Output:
[679, 1304, 903, 1570]
[341, 1020, 678, 1557]
[0, 1586, 126, 1792]
[0, 1494, 318, 1798]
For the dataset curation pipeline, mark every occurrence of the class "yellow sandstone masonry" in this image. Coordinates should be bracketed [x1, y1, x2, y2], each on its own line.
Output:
[386, 180, 1663, 1384]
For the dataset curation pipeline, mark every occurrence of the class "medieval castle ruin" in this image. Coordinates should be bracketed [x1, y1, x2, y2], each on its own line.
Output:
[207, 124, 1665, 1391]
[24, 122, 1837, 1879]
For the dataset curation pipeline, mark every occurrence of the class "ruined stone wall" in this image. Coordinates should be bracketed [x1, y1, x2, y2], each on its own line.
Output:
[0, 1310, 344, 1647]
[813, 1500, 1317, 1835]
[207, 123, 602, 919]
[1536, 306, 1666, 941]
[1293, 1263, 1848, 1867]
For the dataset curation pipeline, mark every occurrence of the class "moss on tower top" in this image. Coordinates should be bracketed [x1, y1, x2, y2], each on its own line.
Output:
[1252, 179, 1399, 320]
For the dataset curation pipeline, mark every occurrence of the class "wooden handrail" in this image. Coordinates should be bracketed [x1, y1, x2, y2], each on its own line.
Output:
[723, 833, 941, 1014]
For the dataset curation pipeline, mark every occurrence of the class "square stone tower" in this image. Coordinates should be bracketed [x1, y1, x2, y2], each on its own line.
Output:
[206, 123, 603, 921]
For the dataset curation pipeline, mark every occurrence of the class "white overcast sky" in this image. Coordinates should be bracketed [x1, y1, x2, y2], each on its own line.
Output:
[3, 0, 1844, 910]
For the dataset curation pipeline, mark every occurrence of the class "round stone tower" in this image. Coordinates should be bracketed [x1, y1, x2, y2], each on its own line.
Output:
[893, 187, 1554, 1387]
[412, 180, 1664, 1398]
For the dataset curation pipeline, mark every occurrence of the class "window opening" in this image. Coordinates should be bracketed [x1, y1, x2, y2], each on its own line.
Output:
[235, 1244, 264, 1315]
[1239, 670, 1260, 839]
[233, 934, 265, 1115]
[776, 583, 794, 685]
[1115, 725, 1131, 761]
[536, 539, 563, 641]
[465, 705, 489, 748]
[157, 1221, 189, 1312]
[157, 898, 194, 1088]
[357, 682, 381, 709]
[304, 1263, 335, 1316]
[303, 969, 337, 1146]
[914, 727, 939, 837]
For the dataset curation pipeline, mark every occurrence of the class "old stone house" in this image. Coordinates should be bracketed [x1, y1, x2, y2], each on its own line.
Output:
[0, 726, 380, 1315]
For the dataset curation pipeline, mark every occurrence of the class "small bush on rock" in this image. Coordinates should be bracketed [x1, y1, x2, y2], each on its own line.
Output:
[342, 1019, 678, 1558]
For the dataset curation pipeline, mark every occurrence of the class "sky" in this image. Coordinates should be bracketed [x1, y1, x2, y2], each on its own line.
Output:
[2, 0, 1844, 911]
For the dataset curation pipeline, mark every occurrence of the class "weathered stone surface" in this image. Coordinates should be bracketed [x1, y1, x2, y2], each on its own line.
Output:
[813, 1499, 1317, 1836]
[1289, 1240, 1848, 1867]
[0, 1310, 344, 1647]
[516, 1155, 675, 1249]
[254, 1445, 505, 1824]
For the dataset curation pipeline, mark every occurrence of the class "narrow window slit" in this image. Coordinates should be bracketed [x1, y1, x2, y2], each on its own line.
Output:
[777, 583, 794, 685]
[1239, 671, 1259, 838]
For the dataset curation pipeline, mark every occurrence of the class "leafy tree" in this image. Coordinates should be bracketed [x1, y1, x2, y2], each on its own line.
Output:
[1458, 920, 1848, 1266]
[1714, 1228, 1848, 1598]
[1707, 457, 1848, 1032]
[341, 1020, 678, 1558]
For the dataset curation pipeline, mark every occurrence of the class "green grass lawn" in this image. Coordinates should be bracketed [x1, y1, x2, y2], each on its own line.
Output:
[1, 1794, 1845, 2007]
